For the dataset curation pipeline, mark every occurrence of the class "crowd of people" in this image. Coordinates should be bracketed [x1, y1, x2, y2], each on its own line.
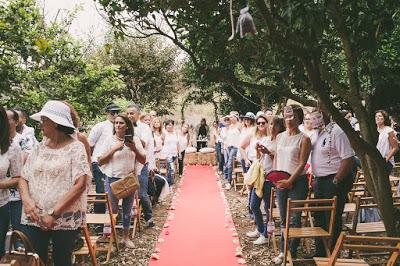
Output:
[0, 100, 194, 265]
[0, 99, 399, 265]
[212, 106, 399, 263]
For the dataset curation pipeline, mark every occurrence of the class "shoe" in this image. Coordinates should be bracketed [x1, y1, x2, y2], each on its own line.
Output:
[146, 219, 155, 228]
[246, 229, 260, 238]
[253, 235, 268, 245]
[272, 253, 284, 265]
[225, 183, 232, 190]
[124, 239, 135, 249]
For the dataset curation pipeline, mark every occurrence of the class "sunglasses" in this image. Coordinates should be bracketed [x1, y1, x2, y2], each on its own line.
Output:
[257, 121, 266, 125]
[109, 110, 119, 116]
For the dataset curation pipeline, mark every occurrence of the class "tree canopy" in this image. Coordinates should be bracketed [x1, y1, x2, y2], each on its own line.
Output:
[98, 0, 400, 234]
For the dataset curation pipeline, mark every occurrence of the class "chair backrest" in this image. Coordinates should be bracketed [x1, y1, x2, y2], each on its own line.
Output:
[285, 197, 337, 235]
[156, 158, 168, 175]
[328, 232, 400, 266]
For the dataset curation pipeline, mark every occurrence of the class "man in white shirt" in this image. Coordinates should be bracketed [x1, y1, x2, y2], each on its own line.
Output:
[14, 109, 38, 147]
[127, 104, 155, 227]
[88, 103, 120, 217]
[310, 111, 355, 257]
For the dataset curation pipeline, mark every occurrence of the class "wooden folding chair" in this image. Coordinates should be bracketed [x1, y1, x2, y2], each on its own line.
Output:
[344, 196, 400, 235]
[86, 193, 119, 263]
[314, 232, 400, 266]
[156, 158, 169, 177]
[268, 188, 280, 251]
[283, 197, 337, 266]
[232, 159, 244, 191]
[73, 224, 98, 266]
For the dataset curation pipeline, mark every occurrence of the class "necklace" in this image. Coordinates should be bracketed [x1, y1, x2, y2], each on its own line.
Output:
[115, 135, 124, 142]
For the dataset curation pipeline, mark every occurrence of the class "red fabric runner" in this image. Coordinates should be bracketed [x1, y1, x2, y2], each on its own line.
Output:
[149, 165, 245, 266]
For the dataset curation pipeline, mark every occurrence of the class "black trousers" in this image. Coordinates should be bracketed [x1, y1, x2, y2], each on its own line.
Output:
[313, 173, 354, 256]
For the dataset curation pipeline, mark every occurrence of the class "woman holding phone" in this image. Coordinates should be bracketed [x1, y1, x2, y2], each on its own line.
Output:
[98, 113, 146, 248]
[273, 104, 311, 264]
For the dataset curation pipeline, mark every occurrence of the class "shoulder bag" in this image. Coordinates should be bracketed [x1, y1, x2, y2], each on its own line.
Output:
[110, 172, 140, 199]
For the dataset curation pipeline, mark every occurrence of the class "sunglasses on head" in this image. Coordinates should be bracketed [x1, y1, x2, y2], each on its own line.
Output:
[257, 121, 266, 125]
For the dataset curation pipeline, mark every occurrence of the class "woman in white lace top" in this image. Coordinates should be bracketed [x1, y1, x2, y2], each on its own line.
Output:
[18, 101, 91, 265]
[0, 105, 22, 258]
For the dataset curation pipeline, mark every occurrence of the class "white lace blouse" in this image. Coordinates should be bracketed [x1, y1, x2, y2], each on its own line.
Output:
[0, 142, 22, 207]
[21, 140, 91, 230]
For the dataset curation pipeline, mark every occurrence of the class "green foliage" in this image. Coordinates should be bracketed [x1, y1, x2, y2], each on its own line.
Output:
[0, 0, 125, 124]
[95, 36, 181, 115]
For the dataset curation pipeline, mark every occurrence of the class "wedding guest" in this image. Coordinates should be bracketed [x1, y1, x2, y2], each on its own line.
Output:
[19, 100, 90, 265]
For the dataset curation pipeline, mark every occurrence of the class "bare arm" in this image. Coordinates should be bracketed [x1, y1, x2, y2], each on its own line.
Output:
[0, 177, 20, 189]
[239, 135, 251, 161]
[386, 131, 399, 162]
[334, 156, 355, 182]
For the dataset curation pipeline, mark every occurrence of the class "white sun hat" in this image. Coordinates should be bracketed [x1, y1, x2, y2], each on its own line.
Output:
[30, 100, 75, 129]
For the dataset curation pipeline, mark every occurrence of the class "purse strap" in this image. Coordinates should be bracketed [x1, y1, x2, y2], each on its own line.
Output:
[8, 230, 36, 255]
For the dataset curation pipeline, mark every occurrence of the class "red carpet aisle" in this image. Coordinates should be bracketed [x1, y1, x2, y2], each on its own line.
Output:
[149, 165, 246, 266]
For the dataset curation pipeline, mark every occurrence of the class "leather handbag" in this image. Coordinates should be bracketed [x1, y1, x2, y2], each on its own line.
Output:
[110, 172, 140, 199]
[0, 230, 44, 266]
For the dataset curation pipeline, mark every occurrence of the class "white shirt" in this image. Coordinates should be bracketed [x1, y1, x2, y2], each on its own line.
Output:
[161, 131, 179, 158]
[136, 121, 156, 170]
[21, 125, 38, 147]
[99, 135, 144, 178]
[220, 127, 228, 149]
[377, 126, 395, 165]
[226, 124, 241, 148]
[0, 142, 22, 207]
[9, 133, 30, 202]
[276, 131, 306, 175]
[311, 123, 355, 177]
[259, 136, 274, 174]
[178, 133, 189, 153]
[88, 120, 114, 163]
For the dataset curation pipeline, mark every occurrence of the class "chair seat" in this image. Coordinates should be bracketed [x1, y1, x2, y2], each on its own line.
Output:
[284, 227, 330, 238]
[344, 221, 385, 234]
[73, 236, 99, 255]
[86, 213, 117, 224]
[343, 203, 356, 213]
[314, 257, 368, 266]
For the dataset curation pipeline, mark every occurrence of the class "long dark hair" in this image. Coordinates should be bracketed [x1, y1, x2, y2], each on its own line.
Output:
[113, 113, 134, 140]
[0, 106, 11, 154]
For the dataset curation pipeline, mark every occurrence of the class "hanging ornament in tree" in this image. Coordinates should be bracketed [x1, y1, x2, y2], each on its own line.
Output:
[236, 5, 258, 38]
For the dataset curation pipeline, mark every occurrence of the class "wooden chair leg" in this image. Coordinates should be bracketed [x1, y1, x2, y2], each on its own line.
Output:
[82, 225, 98, 266]
[283, 230, 289, 265]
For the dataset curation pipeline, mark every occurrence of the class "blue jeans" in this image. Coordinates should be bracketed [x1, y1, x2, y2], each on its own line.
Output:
[227, 146, 238, 183]
[276, 175, 308, 257]
[92, 162, 105, 214]
[215, 142, 224, 172]
[250, 182, 273, 237]
[105, 176, 135, 230]
[138, 163, 153, 222]
[9, 200, 22, 248]
[0, 203, 10, 257]
[21, 225, 79, 266]
[223, 148, 229, 179]
[167, 156, 177, 185]
[240, 159, 250, 174]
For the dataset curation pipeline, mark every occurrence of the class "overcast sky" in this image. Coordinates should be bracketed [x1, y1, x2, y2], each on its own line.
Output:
[38, 0, 109, 43]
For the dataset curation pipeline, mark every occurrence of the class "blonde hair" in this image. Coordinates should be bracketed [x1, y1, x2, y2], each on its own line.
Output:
[152, 117, 163, 134]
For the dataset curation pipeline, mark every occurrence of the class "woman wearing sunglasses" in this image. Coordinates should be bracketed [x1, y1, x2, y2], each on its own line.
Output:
[241, 115, 285, 245]
[273, 104, 311, 264]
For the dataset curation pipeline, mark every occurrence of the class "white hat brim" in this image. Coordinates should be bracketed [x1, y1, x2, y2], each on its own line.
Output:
[31, 111, 76, 129]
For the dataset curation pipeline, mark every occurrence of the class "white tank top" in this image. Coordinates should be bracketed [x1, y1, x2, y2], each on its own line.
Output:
[276, 131, 306, 175]
[247, 135, 265, 161]
[178, 133, 189, 152]
[161, 131, 179, 157]
[377, 126, 395, 165]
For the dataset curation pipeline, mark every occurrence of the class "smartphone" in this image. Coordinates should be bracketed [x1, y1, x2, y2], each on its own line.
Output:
[124, 134, 133, 143]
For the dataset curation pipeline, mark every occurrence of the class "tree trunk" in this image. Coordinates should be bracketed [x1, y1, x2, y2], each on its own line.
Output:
[359, 153, 399, 236]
